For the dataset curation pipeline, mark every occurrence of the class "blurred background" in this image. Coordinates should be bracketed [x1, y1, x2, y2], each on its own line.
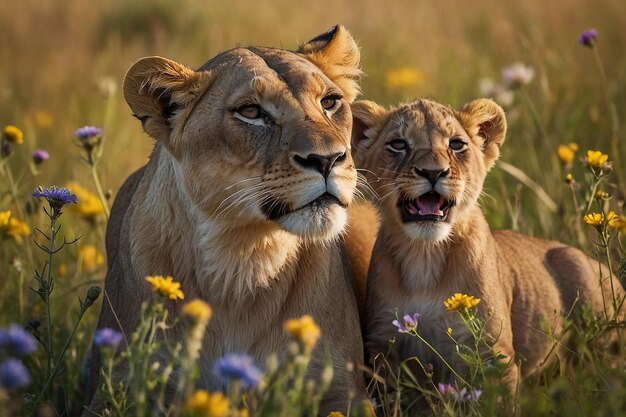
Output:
[1, 0, 625, 239]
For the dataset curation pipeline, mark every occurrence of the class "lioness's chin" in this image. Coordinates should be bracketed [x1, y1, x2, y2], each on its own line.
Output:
[403, 221, 452, 243]
[277, 203, 348, 241]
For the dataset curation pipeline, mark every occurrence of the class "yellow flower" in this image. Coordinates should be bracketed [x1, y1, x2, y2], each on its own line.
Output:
[79, 245, 104, 272]
[3, 125, 24, 144]
[65, 182, 104, 220]
[565, 173, 573, 184]
[447, 327, 453, 335]
[583, 212, 604, 227]
[145, 275, 184, 300]
[609, 214, 626, 233]
[185, 390, 229, 417]
[236, 409, 249, 417]
[0, 210, 11, 228]
[284, 315, 321, 349]
[584, 150, 609, 168]
[557, 144, 576, 165]
[327, 412, 346, 417]
[182, 299, 213, 323]
[33, 110, 54, 129]
[385, 67, 424, 90]
[57, 262, 68, 279]
[595, 191, 610, 200]
[444, 293, 480, 312]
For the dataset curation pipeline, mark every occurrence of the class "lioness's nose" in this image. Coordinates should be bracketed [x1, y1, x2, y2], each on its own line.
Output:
[414, 167, 450, 186]
[293, 151, 346, 178]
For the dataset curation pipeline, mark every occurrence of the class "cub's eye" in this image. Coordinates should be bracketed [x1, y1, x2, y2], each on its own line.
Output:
[321, 94, 342, 111]
[236, 104, 262, 119]
[449, 138, 468, 152]
[386, 139, 409, 152]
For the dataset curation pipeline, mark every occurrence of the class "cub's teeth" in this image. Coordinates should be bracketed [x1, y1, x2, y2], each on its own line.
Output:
[407, 202, 418, 215]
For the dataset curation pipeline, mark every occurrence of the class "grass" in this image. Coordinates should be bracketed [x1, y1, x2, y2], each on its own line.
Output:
[0, 0, 625, 415]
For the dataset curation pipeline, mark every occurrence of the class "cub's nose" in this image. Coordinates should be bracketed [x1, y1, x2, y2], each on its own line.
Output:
[414, 167, 450, 187]
[293, 151, 346, 178]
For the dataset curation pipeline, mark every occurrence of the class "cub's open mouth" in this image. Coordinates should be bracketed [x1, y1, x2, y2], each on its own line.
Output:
[398, 191, 454, 222]
[262, 193, 344, 220]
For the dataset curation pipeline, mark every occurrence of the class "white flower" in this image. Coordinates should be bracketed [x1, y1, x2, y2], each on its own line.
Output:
[502, 63, 534, 88]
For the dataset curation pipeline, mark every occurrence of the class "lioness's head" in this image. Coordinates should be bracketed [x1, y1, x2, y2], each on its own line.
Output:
[352, 98, 506, 243]
[123, 26, 361, 241]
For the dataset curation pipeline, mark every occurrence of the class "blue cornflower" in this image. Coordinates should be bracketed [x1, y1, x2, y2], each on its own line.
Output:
[392, 313, 420, 334]
[32, 186, 78, 218]
[213, 353, 262, 389]
[93, 328, 123, 349]
[0, 324, 37, 356]
[579, 29, 597, 48]
[0, 358, 32, 390]
[74, 126, 103, 140]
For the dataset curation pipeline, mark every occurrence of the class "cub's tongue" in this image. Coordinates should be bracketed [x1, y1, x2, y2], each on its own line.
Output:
[415, 193, 444, 216]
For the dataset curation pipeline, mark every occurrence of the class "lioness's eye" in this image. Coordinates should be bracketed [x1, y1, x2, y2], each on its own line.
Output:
[236, 104, 262, 119]
[449, 138, 468, 152]
[386, 139, 408, 152]
[321, 94, 341, 111]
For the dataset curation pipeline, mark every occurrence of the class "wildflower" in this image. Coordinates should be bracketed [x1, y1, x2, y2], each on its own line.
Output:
[595, 190, 610, 200]
[65, 182, 104, 220]
[284, 315, 321, 349]
[392, 313, 420, 334]
[447, 327, 453, 335]
[3, 125, 24, 144]
[82, 286, 102, 310]
[328, 412, 346, 417]
[584, 150, 609, 168]
[579, 28, 597, 48]
[385, 67, 424, 90]
[0, 211, 31, 241]
[57, 262, 68, 278]
[183, 299, 213, 323]
[0, 211, 10, 228]
[502, 63, 534, 89]
[0, 358, 31, 390]
[437, 383, 482, 402]
[213, 353, 262, 389]
[609, 214, 626, 233]
[32, 186, 78, 218]
[0, 324, 37, 356]
[33, 110, 54, 129]
[557, 143, 578, 166]
[78, 245, 105, 272]
[565, 173, 573, 184]
[583, 212, 604, 227]
[185, 390, 229, 417]
[32, 149, 50, 165]
[478, 78, 514, 107]
[444, 293, 480, 312]
[438, 382, 457, 396]
[74, 126, 103, 147]
[94, 328, 123, 349]
[146, 275, 185, 300]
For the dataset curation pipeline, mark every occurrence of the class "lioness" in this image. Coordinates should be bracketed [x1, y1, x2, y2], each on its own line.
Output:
[351, 98, 624, 392]
[84, 26, 376, 415]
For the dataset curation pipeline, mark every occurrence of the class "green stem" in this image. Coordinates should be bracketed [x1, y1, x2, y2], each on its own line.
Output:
[90, 162, 110, 220]
[412, 331, 471, 388]
[44, 217, 57, 387]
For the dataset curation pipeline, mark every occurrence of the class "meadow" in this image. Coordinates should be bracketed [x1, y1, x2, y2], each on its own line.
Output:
[1, 0, 625, 415]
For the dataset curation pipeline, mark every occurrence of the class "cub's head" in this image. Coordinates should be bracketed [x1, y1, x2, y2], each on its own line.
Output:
[123, 26, 361, 241]
[352, 98, 506, 243]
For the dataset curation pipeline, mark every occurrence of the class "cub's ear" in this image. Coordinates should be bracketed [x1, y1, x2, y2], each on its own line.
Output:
[298, 25, 362, 102]
[458, 98, 507, 171]
[123, 56, 214, 155]
[351, 100, 389, 149]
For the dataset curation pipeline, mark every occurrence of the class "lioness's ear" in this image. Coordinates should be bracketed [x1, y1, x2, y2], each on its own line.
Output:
[350, 100, 390, 164]
[123, 56, 214, 155]
[298, 25, 362, 102]
[458, 98, 507, 171]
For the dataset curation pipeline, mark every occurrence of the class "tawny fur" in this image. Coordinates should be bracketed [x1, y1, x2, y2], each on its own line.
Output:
[83, 25, 378, 416]
[352, 97, 624, 392]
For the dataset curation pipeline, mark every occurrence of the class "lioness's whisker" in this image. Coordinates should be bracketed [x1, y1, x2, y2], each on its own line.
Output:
[224, 176, 263, 190]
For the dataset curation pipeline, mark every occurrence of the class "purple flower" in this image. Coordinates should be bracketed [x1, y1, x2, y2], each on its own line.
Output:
[392, 313, 420, 333]
[32, 186, 78, 217]
[0, 324, 37, 356]
[579, 29, 597, 47]
[74, 126, 103, 140]
[213, 353, 262, 389]
[94, 328, 123, 349]
[438, 382, 457, 396]
[437, 383, 482, 402]
[0, 358, 32, 390]
[32, 149, 50, 165]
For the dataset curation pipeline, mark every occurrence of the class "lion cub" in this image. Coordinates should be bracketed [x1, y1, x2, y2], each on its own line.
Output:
[351, 98, 623, 390]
